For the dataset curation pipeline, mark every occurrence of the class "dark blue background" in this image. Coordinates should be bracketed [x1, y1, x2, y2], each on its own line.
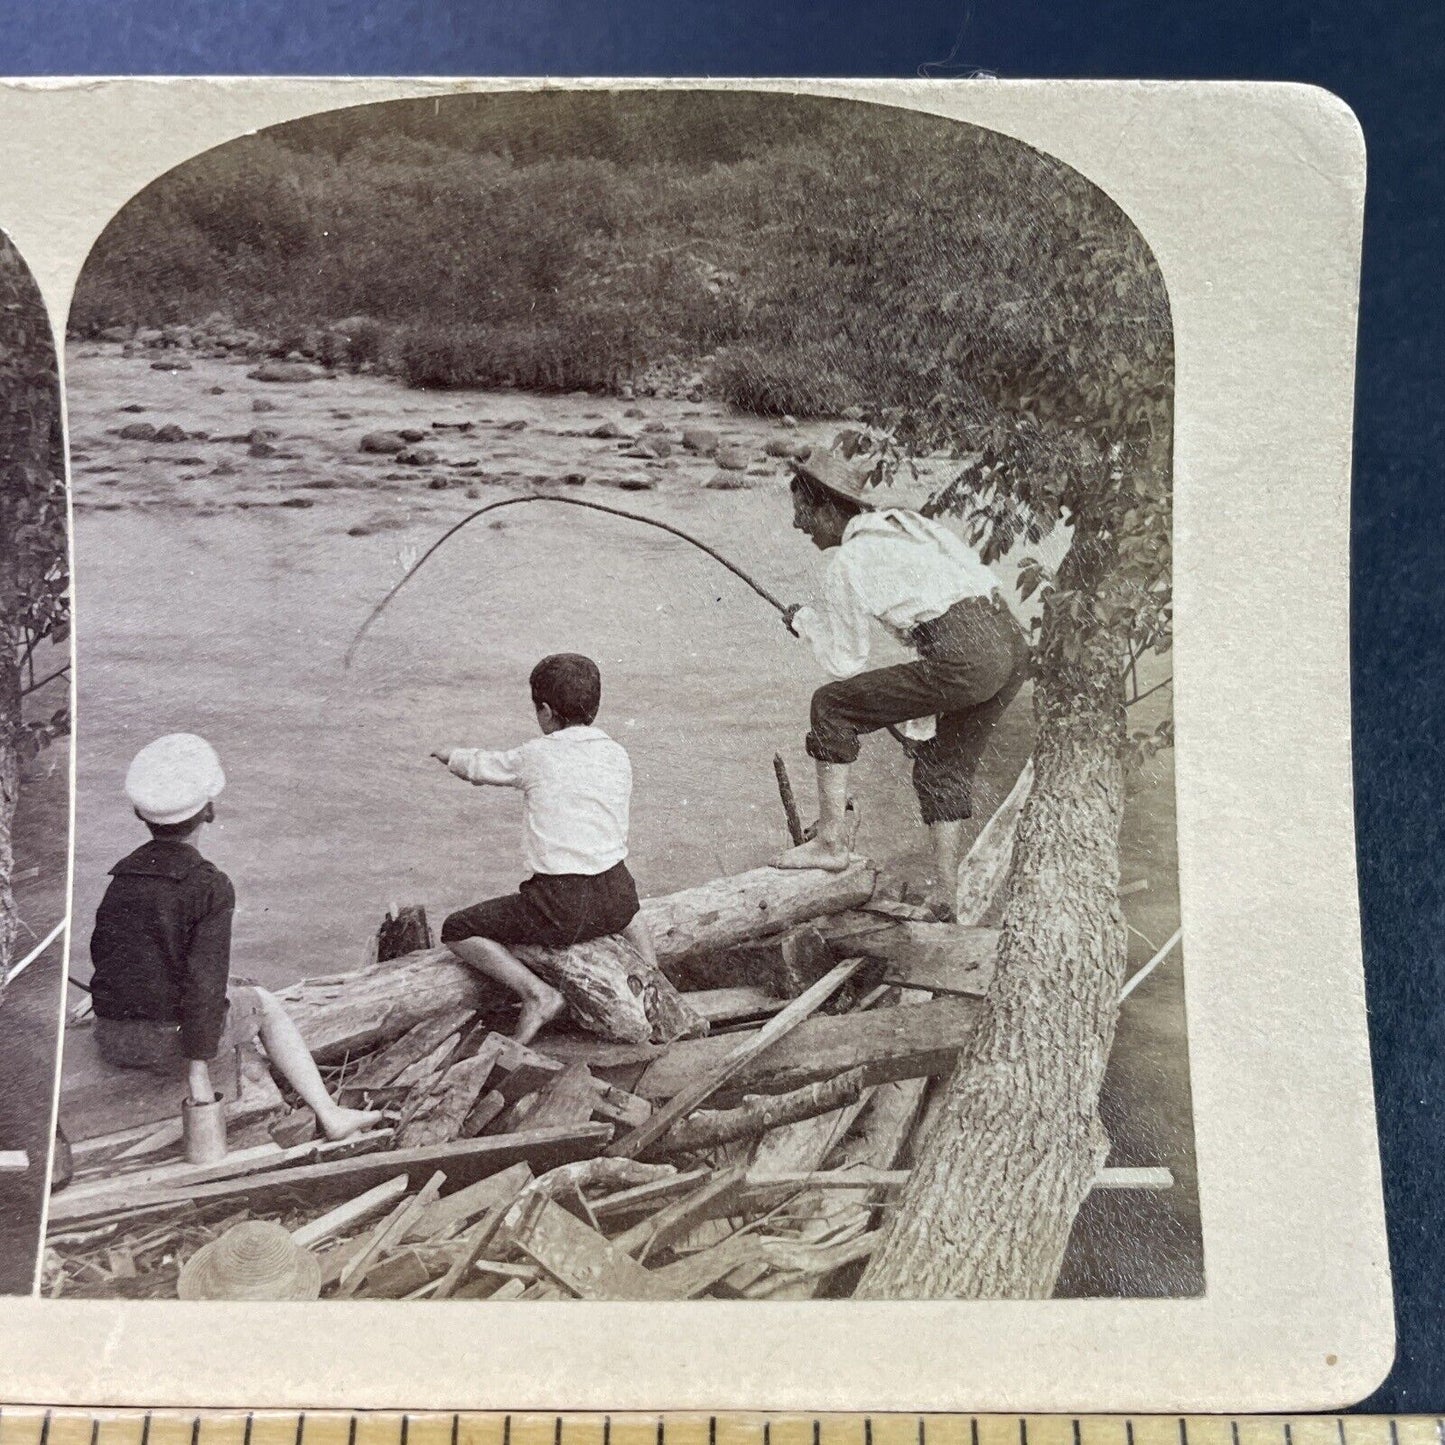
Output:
[0, 0, 1437, 1414]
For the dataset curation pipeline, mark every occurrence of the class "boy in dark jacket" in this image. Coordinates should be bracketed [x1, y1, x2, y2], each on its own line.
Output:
[89, 733, 379, 1141]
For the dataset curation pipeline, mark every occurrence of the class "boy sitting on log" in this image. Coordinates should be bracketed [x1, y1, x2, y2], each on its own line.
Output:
[88, 734, 382, 1141]
[430, 653, 659, 1045]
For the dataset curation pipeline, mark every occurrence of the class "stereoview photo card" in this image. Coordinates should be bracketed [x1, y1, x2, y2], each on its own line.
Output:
[0, 78, 1386, 1412]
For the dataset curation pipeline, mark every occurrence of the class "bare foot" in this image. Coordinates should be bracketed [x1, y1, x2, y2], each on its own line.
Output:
[772, 837, 852, 871]
[513, 984, 566, 1045]
[318, 1105, 384, 1142]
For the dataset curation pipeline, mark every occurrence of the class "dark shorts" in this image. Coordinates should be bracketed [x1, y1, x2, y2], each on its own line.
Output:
[93, 984, 268, 1077]
[441, 860, 640, 950]
[806, 593, 1030, 824]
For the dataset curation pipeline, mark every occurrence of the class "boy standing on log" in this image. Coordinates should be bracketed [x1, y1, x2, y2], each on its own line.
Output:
[88, 734, 382, 1140]
[775, 451, 1030, 921]
[430, 653, 658, 1044]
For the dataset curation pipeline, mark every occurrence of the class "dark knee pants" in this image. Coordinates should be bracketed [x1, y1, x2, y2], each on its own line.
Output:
[441, 860, 640, 950]
[806, 594, 1029, 824]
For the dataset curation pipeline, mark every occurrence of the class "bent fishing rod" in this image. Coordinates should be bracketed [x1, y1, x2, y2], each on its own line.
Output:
[344, 493, 790, 668]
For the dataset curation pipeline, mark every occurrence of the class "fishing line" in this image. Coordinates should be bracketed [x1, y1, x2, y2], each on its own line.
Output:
[344, 493, 788, 668]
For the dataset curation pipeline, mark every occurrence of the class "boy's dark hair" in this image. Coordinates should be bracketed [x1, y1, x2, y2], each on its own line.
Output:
[790, 470, 864, 520]
[530, 653, 602, 727]
[138, 806, 209, 840]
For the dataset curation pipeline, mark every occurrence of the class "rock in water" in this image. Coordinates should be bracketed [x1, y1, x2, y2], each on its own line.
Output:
[359, 431, 407, 455]
[252, 398, 278, 413]
[118, 422, 158, 441]
[714, 444, 750, 470]
[589, 421, 624, 439]
[398, 446, 439, 466]
[706, 472, 750, 491]
[248, 361, 322, 383]
[153, 423, 188, 444]
[680, 427, 718, 454]
[398, 428, 427, 443]
[151, 359, 193, 371]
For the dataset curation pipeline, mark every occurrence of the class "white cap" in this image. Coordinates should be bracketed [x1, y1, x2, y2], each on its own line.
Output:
[125, 733, 226, 826]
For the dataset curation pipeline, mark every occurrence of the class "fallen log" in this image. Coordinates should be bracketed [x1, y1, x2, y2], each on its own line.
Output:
[630, 996, 987, 1105]
[280, 862, 876, 1059]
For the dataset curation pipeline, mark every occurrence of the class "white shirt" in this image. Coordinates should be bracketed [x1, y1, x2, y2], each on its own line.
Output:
[791, 509, 1002, 740]
[447, 725, 631, 878]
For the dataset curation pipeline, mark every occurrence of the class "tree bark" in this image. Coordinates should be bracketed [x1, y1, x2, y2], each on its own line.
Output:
[857, 684, 1127, 1299]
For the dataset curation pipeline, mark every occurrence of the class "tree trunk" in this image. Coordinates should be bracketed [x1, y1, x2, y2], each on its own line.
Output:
[857, 685, 1127, 1299]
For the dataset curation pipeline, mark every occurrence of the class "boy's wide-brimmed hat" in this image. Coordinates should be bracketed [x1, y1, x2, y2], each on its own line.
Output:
[125, 733, 226, 826]
[792, 449, 877, 511]
[177, 1220, 322, 1301]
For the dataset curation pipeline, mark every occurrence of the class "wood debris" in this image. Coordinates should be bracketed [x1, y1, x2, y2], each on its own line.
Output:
[47, 860, 1171, 1301]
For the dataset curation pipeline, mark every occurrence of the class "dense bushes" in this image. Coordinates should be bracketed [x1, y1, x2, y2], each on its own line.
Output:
[72, 92, 1168, 430]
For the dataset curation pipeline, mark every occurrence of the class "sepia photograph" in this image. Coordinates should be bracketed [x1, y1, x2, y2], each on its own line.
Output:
[38, 88, 1196, 1305]
[0, 226, 69, 1296]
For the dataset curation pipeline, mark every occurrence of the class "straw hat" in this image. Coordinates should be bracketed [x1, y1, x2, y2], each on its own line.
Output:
[177, 1220, 322, 1301]
[792, 449, 877, 511]
[125, 733, 226, 826]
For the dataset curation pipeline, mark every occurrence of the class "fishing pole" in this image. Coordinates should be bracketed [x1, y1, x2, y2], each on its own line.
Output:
[344, 493, 789, 668]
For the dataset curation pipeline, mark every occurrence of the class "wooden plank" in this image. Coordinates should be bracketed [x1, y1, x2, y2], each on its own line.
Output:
[607, 958, 865, 1159]
[471, 1033, 650, 1126]
[404, 1161, 534, 1243]
[633, 996, 986, 1105]
[612, 1168, 746, 1262]
[290, 1174, 409, 1248]
[344, 1008, 476, 1090]
[337, 1169, 445, 1296]
[52, 1124, 614, 1224]
[588, 1168, 711, 1224]
[686, 987, 788, 1026]
[650, 1234, 762, 1299]
[432, 1172, 535, 1300]
[49, 1130, 394, 1225]
[395, 1042, 503, 1149]
[514, 1196, 675, 1300]
[955, 760, 1032, 924]
[1091, 1166, 1175, 1190]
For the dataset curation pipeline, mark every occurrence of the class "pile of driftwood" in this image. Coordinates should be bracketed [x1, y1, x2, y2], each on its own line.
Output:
[44, 781, 1169, 1301]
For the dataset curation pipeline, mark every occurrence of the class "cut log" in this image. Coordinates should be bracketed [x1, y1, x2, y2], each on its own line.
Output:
[650, 1068, 869, 1155]
[281, 863, 875, 1060]
[55, 1124, 613, 1226]
[513, 934, 707, 1046]
[290, 1175, 409, 1248]
[631, 996, 986, 1106]
[606, 959, 866, 1159]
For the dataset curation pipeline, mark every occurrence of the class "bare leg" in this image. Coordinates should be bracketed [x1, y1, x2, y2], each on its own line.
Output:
[921, 819, 965, 923]
[773, 760, 853, 871]
[446, 935, 565, 1045]
[252, 989, 383, 1140]
[622, 914, 659, 971]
